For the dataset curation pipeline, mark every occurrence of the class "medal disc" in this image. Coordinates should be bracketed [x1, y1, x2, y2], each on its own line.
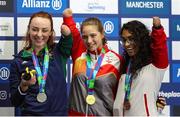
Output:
[123, 100, 131, 110]
[86, 95, 96, 105]
[37, 93, 47, 103]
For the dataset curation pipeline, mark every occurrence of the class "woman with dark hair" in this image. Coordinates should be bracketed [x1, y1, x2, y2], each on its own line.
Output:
[113, 17, 168, 116]
[9, 11, 72, 115]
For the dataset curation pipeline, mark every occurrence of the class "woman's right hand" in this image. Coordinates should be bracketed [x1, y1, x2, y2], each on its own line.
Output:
[20, 68, 36, 92]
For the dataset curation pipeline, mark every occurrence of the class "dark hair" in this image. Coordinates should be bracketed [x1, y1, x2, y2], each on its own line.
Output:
[23, 11, 55, 50]
[120, 20, 152, 75]
[80, 17, 107, 45]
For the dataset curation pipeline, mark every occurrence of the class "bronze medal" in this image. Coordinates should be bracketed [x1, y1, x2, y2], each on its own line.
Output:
[86, 95, 96, 105]
[123, 100, 131, 110]
[37, 92, 47, 103]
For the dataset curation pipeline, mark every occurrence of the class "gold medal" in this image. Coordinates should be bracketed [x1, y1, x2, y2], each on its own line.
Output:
[37, 93, 47, 103]
[123, 100, 131, 110]
[86, 95, 96, 105]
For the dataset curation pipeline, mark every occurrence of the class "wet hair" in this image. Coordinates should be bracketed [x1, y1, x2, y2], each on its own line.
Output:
[23, 11, 55, 51]
[120, 20, 152, 75]
[80, 17, 107, 45]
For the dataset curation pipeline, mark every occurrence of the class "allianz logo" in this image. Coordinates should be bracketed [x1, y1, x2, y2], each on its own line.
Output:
[88, 2, 105, 11]
[22, 0, 62, 10]
[104, 21, 114, 34]
[0, 67, 10, 80]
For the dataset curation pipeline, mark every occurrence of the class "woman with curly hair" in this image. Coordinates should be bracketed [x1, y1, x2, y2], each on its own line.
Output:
[113, 17, 168, 116]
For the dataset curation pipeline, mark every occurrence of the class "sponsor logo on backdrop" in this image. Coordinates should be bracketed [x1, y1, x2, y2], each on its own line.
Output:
[172, 41, 180, 60]
[0, 67, 9, 81]
[0, 17, 14, 36]
[171, 0, 180, 15]
[0, 90, 7, 100]
[70, 0, 118, 14]
[22, 0, 62, 10]
[159, 91, 180, 99]
[126, 1, 164, 8]
[160, 84, 180, 105]
[17, 0, 67, 13]
[0, 0, 6, 6]
[119, 0, 169, 15]
[171, 19, 180, 39]
[0, 41, 14, 60]
[104, 21, 114, 34]
[0, 0, 13, 13]
[172, 64, 180, 82]
[0, 83, 11, 106]
[87, 1, 105, 11]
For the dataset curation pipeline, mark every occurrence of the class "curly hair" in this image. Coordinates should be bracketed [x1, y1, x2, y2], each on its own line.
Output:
[120, 20, 152, 75]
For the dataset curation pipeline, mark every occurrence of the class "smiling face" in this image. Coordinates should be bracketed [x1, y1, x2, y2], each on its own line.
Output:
[121, 29, 139, 57]
[29, 17, 52, 52]
[82, 25, 104, 52]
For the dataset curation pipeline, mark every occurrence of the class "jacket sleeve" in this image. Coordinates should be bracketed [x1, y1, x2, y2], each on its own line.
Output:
[63, 16, 86, 63]
[151, 27, 168, 69]
[57, 34, 73, 58]
[9, 60, 26, 107]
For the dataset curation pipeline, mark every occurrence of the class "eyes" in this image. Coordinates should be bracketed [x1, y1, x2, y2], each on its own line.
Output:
[31, 27, 50, 33]
[121, 36, 135, 44]
[82, 33, 97, 41]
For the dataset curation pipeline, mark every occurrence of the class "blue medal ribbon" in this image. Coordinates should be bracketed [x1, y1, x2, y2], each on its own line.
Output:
[124, 60, 132, 102]
[86, 48, 105, 95]
[32, 46, 49, 93]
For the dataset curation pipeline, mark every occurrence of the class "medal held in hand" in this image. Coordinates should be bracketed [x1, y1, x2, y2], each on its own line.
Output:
[123, 100, 131, 110]
[86, 95, 96, 105]
[37, 92, 47, 103]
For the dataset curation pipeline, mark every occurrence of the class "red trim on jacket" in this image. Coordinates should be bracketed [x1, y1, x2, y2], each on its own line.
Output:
[144, 94, 150, 116]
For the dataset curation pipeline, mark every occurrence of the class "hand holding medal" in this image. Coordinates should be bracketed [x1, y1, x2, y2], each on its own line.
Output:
[20, 67, 36, 92]
[22, 67, 36, 81]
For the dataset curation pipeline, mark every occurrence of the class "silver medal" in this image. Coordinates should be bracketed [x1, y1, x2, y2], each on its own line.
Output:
[37, 93, 47, 103]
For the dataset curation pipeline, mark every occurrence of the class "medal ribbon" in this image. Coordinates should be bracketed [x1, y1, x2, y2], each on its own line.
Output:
[32, 45, 49, 93]
[86, 48, 105, 95]
[124, 60, 132, 102]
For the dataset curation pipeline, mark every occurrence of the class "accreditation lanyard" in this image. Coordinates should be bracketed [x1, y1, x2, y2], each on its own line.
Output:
[86, 48, 105, 95]
[124, 60, 132, 102]
[32, 46, 49, 93]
